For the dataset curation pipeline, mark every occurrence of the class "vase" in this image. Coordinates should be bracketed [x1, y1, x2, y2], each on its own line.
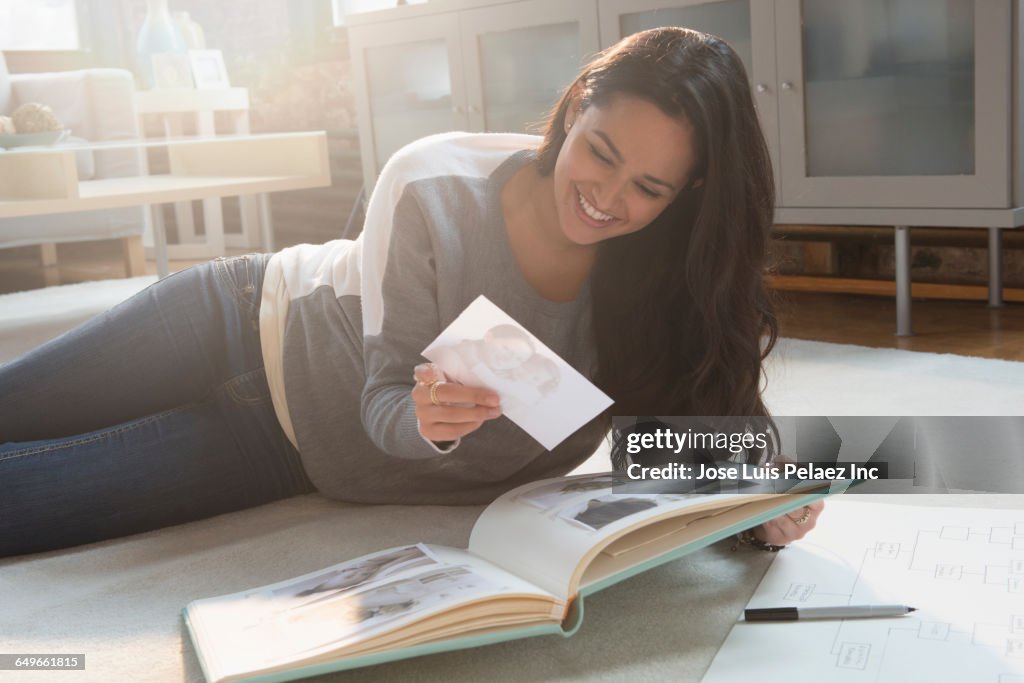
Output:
[136, 0, 186, 88]
[172, 11, 206, 50]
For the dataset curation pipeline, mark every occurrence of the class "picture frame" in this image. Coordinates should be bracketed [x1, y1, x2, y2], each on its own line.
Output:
[151, 52, 195, 89]
[188, 49, 231, 90]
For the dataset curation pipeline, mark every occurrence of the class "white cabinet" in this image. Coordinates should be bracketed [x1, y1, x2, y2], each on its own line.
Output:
[775, 0, 1011, 210]
[348, 0, 599, 186]
[348, 0, 1023, 333]
[353, 0, 1017, 209]
[598, 0, 1015, 210]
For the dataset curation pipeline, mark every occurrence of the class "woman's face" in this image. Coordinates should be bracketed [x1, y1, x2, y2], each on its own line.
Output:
[552, 94, 699, 246]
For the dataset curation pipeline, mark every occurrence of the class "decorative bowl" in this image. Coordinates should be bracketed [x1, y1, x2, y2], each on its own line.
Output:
[0, 129, 71, 149]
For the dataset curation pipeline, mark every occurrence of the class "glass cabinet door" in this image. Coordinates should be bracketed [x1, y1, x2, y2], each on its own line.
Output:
[775, 0, 1010, 208]
[598, 0, 780, 200]
[460, 0, 600, 134]
[349, 14, 467, 186]
[365, 40, 456, 165]
[476, 21, 581, 134]
[610, 0, 753, 73]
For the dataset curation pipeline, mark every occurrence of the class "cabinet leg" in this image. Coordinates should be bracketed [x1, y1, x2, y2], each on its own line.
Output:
[987, 227, 1003, 308]
[121, 235, 147, 277]
[895, 225, 912, 337]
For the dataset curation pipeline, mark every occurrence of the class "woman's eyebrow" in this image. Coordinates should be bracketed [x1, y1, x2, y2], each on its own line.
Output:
[594, 130, 677, 192]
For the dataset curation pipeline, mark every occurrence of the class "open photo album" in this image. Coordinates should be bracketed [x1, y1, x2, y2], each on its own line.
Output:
[183, 471, 843, 683]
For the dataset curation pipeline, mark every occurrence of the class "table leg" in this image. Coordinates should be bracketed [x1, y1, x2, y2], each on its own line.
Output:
[150, 204, 170, 279]
[201, 189, 227, 256]
[39, 243, 57, 267]
[40, 243, 59, 287]
[196, 111, 226, 257]
[258, 194, 275, 253]
[121, 236, 147, 277]
[895, 225, 912, 337]
[229, 108, 262, 250]
[988, 227, 1003, 308]
[162, 114, 200, 244]
[234, 195, 260, 249]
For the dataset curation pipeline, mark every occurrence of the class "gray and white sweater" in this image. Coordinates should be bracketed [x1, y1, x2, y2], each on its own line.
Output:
[259, 132, 608, 504]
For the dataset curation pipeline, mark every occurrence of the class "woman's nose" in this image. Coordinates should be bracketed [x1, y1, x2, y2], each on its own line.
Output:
[593, 177, 626, 211]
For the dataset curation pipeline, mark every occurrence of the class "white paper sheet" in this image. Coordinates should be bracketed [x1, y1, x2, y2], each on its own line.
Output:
[702, 499, 1024, 682]
[422, 295, 613, 450]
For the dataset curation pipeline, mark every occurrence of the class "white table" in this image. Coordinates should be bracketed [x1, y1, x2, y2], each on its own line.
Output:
[135, 88, 263, 257]
[0, 132, 331, 278]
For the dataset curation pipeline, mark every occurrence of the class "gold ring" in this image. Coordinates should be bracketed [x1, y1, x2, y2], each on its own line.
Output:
[428, 379, 445, 406]
[790, 506, 812, 525]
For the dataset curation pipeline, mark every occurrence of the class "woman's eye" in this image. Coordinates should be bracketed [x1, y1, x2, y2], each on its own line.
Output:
[589, 144, 612, 166]
[636, 184, 660, 198]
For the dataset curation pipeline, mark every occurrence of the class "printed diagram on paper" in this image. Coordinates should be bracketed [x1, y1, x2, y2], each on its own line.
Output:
[702, 500, 1024, 683]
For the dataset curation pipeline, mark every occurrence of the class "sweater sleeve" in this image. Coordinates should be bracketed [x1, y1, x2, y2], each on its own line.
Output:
[358, 143, 461, 459]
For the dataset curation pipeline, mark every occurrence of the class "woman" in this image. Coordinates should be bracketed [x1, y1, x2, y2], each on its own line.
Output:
[0, 27, 819, 556]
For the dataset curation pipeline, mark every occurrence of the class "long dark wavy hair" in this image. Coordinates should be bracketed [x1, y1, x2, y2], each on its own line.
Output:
[534, 28, 779, 463]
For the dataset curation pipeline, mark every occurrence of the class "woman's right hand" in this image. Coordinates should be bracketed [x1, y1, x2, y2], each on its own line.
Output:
[411, 363, 502, 443]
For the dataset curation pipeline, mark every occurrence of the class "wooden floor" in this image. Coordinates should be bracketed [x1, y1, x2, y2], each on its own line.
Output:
[2, 240, 1023, 363]
[772, 290, 1024, 361]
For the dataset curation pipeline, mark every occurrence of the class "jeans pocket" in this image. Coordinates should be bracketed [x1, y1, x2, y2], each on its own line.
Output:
[222, 368, 271, 406]
[214, 367, 313, 495]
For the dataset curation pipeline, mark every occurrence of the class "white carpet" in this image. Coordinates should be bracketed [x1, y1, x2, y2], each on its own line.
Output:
[2, 277, 1023, 683]
[763, 337, 1024, 416]
[2, 275, 1022, 415]
[0, 275, 156, 363]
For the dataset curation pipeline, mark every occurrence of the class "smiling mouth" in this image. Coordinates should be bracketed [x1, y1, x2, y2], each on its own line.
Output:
[576, 188, 616, 224]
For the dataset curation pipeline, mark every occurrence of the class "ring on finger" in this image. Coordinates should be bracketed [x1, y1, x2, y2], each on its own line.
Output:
[789, 505, 812, 525]
[428, 379, 445, 406]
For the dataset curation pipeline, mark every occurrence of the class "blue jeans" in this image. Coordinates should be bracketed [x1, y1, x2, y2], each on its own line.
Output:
[0, 254, 314, 557]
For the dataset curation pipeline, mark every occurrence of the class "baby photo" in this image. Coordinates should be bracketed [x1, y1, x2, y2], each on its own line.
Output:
[422, 296, 613, 450]
[556, 495, 667, 533]
[265, 544, 440, 607]
[514, 473, 624, 513]
[270, 566, 502, 660]
[429, 324, 561, 412]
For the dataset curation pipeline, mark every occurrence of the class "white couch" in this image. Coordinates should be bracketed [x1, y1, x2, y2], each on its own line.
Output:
[0, 53, 146, 279]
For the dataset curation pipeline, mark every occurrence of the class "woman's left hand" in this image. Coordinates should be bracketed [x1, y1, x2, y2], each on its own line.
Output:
[752, 501, 825, 546]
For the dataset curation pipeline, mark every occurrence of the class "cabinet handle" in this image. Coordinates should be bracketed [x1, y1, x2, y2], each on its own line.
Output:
[452, 105, 464, 114]
[780, 81, 794, 91]
[755, 83, 769, 94]
[468, 104, 480, 114]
